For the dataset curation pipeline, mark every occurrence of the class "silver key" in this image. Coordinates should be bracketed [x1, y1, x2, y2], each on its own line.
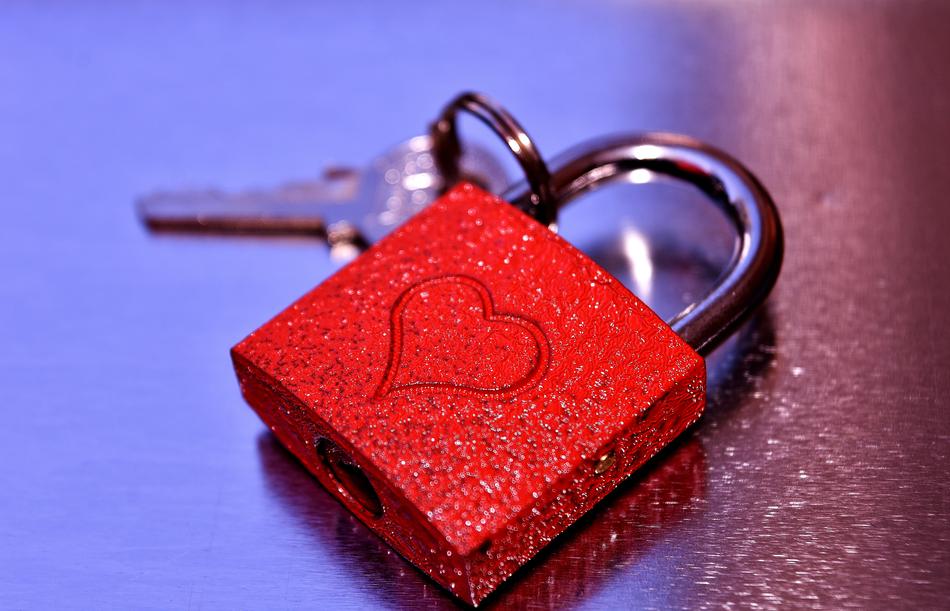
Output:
[137, 135, 509, 254]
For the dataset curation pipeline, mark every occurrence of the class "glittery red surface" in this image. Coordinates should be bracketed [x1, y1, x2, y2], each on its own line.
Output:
[231, 183, 705, 605]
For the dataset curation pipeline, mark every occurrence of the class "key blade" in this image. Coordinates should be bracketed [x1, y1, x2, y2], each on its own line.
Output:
[136, 135, 510, 250]
[137, 169, 361, 237]
[138, 190, 328, 236]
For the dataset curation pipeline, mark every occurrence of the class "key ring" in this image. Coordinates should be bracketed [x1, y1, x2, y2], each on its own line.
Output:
[430, 92, 557, 226]
[503, 133, 784, 355]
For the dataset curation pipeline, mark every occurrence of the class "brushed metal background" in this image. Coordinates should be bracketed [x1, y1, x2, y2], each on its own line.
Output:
[1, 1, 948, 609]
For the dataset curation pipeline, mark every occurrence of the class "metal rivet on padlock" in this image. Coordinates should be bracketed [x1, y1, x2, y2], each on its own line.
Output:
[228, 93, 783, 606]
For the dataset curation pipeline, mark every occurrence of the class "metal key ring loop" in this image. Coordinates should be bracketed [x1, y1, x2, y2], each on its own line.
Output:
[503, 133, 784, 356]
[430, 92, 557, 226]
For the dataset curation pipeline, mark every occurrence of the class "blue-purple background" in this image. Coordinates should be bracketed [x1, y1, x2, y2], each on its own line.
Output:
[2, 2, 949, 609]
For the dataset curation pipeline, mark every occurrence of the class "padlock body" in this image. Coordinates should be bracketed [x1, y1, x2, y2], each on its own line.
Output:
[232, 183, 705, 605]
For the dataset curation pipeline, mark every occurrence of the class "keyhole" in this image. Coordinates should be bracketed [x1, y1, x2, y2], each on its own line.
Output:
[315, 436, 384, 519]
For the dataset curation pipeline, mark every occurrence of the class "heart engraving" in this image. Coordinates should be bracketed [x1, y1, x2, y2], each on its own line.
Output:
[376, 275, 549, 398]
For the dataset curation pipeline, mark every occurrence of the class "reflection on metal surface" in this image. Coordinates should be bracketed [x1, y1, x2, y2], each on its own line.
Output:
[486, 437, 707, 610]
[258, 431, 707, 610]
[580, 222, 727, 322]
[621, 227, 654, 299]
[506, 132, 783, 356]
[629, 168, 653, 184]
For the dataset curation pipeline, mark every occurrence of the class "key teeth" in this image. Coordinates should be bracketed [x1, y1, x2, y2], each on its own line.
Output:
[321, 165, 361, 182]
[327, 221, 369, 261]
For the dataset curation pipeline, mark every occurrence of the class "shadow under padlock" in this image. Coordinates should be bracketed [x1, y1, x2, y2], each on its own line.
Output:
[482, 435, 708, 610]
[258, 430, 709, 611]
[257, 433, 460, 608]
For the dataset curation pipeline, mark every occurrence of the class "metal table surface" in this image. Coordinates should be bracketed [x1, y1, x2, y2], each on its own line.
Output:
[2, 1, 948, 609]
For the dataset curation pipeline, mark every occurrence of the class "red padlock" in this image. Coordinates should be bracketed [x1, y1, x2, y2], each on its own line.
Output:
[232, 95, 782, 605]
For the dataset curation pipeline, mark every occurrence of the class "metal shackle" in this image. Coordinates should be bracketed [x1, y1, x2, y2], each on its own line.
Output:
[503, 133, 784, 356]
